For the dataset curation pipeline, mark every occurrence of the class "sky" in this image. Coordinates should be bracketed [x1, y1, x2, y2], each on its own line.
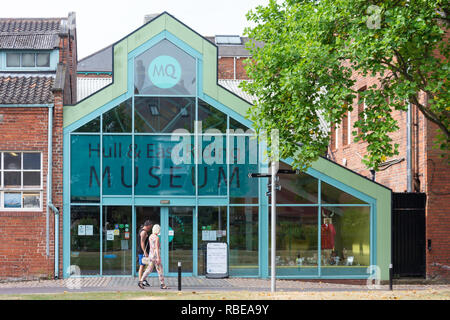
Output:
[1, 0, 270, 59]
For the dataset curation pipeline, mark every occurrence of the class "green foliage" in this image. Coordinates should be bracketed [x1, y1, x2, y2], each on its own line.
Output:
[242, 0, 449, 171]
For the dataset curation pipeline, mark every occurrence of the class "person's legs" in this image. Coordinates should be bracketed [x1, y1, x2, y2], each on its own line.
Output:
[139, 265, 144, 281]
[155, 262, 166, 288]
[138, 254, 144, 279]
[138, 254, 150, 288]
[141, 261, 155, 281]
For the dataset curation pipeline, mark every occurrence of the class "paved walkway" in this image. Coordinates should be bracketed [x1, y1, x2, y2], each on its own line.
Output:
[0, 277, 449, 295]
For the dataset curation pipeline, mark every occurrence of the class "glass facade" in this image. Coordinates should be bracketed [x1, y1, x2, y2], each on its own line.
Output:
[66, 37, 375, 279]
[267, 161, 371, 277]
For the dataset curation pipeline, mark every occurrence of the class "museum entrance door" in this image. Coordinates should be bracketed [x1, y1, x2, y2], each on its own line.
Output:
[135, 206, 194, 276]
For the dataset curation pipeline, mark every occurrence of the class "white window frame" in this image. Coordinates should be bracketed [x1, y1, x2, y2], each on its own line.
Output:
[6, 52, 51, 68]
[347, 111, 352, 145]
[335, 126, 339, 149]
[0, 152, 43, 211]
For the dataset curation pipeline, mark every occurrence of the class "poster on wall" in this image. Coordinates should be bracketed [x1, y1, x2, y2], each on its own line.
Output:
[85, 225, 93, 236]
[78, 225, 86, 236]
[202, 230, 217, 241]
[106, 230, 114, 241]
[206, 242, 228, 279]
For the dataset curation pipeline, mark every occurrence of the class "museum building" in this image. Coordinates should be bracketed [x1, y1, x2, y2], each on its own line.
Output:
[0, 12, 392, 281]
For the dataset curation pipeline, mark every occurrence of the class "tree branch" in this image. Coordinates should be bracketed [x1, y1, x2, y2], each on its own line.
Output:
[410, 94, 450, 138]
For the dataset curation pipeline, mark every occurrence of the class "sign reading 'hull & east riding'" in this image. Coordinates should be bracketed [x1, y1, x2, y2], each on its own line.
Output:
[70, 134, 259, 199]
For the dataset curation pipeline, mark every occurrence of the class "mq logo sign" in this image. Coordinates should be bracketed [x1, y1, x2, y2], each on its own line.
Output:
[148, 55, 182, 89]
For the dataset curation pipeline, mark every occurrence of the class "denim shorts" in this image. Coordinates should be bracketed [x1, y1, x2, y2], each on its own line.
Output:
[138, 254, 146, 266]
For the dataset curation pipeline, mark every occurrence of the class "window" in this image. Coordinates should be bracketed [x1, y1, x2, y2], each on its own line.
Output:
[330, 123, 339, 150]
[320, 206, 371, 276]
[330, 124, 337, 151]
[1, 152, 42, 210]
[6, 52, 50, 68]
[215, 35, 242, 45]
[357, 87, 367, 136]
[6, 53, 20, 67]
[342, 111, 351, 147]
[36, 53, 51, 67]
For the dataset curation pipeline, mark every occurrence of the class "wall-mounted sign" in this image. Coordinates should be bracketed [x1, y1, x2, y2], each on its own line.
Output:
[85, 225, 93, 236]
[206, 242, 228, 279]
[134, 39, 196, 95]
[106, 230, 114, 241]
[78, 225, 86, 236]
[202, 230, 217, 241]
[70, 135, 259, 198]
[148, 55, 181, 89]
[168, 227, 174, 243]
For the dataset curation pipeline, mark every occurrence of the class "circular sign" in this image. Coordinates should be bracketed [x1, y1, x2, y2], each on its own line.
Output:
[148, 55, 182, 89]
[168, 227, 174, 243]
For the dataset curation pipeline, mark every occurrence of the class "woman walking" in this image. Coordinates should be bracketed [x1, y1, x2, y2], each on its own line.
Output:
[139, 224, 168, 289]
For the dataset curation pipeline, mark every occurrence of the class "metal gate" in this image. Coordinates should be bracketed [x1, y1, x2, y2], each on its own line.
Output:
[392, 192, 426, 278]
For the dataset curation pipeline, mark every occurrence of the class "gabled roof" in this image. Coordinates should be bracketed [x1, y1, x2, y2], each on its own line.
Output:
[0, 74, 54, 104]
[0, 18, 66, 50]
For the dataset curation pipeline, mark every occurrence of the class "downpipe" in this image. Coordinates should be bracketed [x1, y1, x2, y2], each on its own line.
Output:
[406, 101, 412, 192]
[47, 104, 60, 279]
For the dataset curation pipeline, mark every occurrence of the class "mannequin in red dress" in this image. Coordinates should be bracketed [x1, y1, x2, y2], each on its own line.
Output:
[321, 217, 336, 264]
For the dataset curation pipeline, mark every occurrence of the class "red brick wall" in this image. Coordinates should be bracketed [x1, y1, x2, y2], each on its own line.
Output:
[0, 108, 48, 280]
[327, 73, 429, 193]
[52, 92, 64, 279]
[425, 119, 450, 280]
[328, 71, 449, 280]
[218, 57, 250, 80]
[58, 31, 77, 105]
[235, 58, 249, 80]
[0, 97, 64, 281]
[218, 57, 234, 79]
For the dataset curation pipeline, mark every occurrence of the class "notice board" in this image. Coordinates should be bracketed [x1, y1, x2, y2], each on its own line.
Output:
[205, 242, 229, 279]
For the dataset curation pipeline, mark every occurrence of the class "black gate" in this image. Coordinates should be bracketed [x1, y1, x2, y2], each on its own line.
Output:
[392, 192, 426, 278]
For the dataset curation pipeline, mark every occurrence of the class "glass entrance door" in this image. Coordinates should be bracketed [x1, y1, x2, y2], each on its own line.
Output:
[135, 206, 162, 275]
[168, 207, 194, 274]
[102, 206, 133, 275]
[135, 206, 194, 276]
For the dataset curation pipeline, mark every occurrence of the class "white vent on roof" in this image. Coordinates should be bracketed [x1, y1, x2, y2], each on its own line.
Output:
[215, 35, 242, 45]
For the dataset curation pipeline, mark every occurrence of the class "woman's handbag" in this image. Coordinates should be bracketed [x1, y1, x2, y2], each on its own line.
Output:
[141, 241, 151, 265]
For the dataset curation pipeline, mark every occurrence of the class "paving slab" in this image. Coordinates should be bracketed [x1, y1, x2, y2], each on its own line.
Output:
[0, 277, 448, 295]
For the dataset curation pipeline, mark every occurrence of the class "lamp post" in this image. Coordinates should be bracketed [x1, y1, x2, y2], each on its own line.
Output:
[249, 168, 296, 293]
[270, 161, 277, 293]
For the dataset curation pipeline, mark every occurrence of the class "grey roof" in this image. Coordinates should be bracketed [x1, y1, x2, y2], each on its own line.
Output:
[0, 18, 65, 50]
[77, 45, 113, 73]
[0, 74, 54, 104]
[77, 36, 264, 73]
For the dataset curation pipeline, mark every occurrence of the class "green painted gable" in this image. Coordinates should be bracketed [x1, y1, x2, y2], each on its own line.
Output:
[63, 11, 391, 280]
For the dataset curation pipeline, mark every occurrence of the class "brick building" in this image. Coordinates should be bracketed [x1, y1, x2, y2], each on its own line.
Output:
[0, 13, 77, 280]
[328, 69, 449, 280]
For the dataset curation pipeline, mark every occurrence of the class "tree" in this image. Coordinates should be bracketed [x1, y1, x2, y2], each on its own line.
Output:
[241, 0, 449, 171]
